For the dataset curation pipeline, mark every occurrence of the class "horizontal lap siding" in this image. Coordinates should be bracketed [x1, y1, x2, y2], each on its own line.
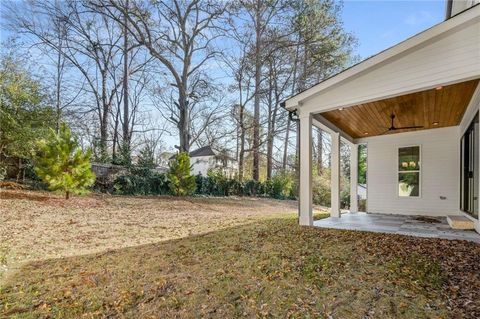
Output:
[191, 156, 212, 176]
[451, 0, 480, 17]
[366, 127, 460, 216]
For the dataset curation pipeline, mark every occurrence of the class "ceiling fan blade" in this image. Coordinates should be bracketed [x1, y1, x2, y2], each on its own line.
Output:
[380, 113, 424, 134]
[396, 125, 424, 130]
[381, 129, 395, 135]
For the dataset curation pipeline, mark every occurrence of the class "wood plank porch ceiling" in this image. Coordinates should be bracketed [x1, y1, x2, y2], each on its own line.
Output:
[319, 79, 479, 139]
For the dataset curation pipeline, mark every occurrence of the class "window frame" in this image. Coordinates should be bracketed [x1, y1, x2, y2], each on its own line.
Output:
[397, 145, 422, 198]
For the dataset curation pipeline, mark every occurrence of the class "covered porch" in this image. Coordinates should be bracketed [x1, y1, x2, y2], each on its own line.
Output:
[284, 6, 480, 235]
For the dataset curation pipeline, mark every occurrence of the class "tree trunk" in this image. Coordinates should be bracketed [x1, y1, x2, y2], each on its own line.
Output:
[238, 105, 245, 182]
[54, 1, 64, 134]
[266, 64, 273, 180]
[112, 103, 120, 161]
[178, 92, 190, 152]
[55, 35, 62, 133]
[16, 157, 21, 182]
[65, 191, 70, 200]
[300, 41, 308, 91]
[266, 136, 273, 180]
[236, 113, 240, 167]
[252, 0, 261, 181]
[122, 0, 130, 152]
[100, 72, 109, 161]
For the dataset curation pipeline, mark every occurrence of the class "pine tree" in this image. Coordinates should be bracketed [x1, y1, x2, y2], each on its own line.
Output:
[137, 144, 156, 169]
[167, 152, 196, 196]
[35, 123, 95, 199]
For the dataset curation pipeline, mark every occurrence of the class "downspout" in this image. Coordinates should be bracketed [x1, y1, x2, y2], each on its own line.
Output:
[280, 101, 302, 220]
[288, 107, 301, 222]
[280, 102, 300, 171]
[445, 0, 453, 20]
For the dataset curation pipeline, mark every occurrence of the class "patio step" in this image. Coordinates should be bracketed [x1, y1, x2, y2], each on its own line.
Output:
[447, 215, 475, 230]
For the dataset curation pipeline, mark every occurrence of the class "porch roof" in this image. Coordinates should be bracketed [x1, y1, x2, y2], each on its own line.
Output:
[320, 79, 479, 138]
[284, 4, 480, 118]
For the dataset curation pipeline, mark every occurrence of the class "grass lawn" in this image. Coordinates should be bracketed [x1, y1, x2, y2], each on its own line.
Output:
[1, 190, 480, 318]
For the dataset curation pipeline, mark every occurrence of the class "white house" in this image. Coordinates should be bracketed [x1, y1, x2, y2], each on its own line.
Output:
[187, 146, 238, 178]
[283, 1, 480, 233]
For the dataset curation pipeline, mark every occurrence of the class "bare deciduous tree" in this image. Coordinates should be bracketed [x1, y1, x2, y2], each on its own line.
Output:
[235, 0, 288, 181]
[6, 0, 126, 160]
[91, 0, 227, 153]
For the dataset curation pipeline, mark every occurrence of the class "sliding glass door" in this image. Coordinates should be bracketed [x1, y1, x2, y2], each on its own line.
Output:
[461, 112, 479, 218]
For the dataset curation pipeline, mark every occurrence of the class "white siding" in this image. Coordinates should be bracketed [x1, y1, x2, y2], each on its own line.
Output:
[451, 0, 480, 17]
[298, 14, 480, 113]
[363, 127, 460, 216]
[191, 156, 213, 176]
[190, 156, 239, 177]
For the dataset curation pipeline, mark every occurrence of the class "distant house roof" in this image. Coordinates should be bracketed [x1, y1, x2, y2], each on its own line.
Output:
[189, 145, 216, 157]
[169, 145, 219, 160]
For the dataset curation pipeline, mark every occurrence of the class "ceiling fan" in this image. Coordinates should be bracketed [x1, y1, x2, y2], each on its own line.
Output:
[383, 113, 424, 134]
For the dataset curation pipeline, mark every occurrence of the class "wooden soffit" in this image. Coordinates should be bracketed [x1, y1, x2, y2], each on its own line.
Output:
[319, 79, 479, 138]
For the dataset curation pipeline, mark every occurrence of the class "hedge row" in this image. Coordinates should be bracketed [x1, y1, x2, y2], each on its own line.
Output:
[103, 167, 297, 200]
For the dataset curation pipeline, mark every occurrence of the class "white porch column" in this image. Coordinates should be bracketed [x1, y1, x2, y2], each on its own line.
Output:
[349, 144, 359, 213]
[299, 112, 313, 226]
[331, 131, 341, 217]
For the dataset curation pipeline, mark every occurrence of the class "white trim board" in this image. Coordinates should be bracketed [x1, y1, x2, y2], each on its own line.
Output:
[460, 82, 480, 135]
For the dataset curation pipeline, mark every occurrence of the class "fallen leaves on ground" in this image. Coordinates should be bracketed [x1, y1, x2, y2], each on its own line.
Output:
[0, 190, 479, 318]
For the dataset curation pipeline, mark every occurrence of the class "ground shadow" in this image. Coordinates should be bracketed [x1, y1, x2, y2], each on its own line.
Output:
[0, 190, 52, 202]
[2, 217, 479, 318]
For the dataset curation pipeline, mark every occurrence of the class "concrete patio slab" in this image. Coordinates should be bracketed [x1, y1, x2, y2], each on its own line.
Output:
[314, 212, 480, 243]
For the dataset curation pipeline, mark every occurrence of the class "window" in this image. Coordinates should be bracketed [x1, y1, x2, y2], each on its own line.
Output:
[398, 146, 420, 197]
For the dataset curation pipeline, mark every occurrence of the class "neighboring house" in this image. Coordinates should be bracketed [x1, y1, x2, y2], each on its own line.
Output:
[173, 146, 238, 178]
[157, 151, 175, 172]
[358, 184, 367, 200]
[283, 1, 480, 233]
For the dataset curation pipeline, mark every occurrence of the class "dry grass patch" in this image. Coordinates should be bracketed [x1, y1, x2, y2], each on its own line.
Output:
[0, 189, 304, 268]
[1, 190, 479, 318]
[3, 218, 479, 318]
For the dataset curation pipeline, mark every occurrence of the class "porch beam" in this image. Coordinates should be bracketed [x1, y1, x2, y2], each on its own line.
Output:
[350, 144, 359, 213]
[299, 112, 313, 226]
[460, 82, 480, 135]
[331, 131, 341, 218]
[312, 116, 354, 145]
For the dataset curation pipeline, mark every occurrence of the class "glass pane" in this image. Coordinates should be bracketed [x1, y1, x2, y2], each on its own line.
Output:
[399, 172, 420, 197]
[398, 146, 420, 171]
